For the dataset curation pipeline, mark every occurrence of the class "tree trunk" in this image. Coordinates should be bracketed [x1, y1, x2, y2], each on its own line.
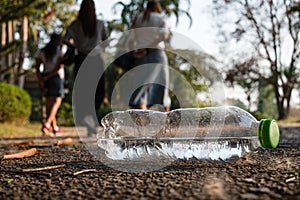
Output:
[7, 21, 14, 84]
[273, 80, 288, 120]
[1, 23, 7, 82]
[275, 82, 294, 120]
[284, 85, 293, 118]
[12, 20, 18, 85]
[277, 99, 287, 120]
[17, 16, 28, 89]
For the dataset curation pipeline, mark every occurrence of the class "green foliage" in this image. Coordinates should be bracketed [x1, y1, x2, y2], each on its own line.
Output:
[57, 102, 74, 126]
[98, 105, 113, 122]
[28, 0, 77, 56]
[251, 111, 272, 121]
[35, 0, 77, 35]
[0, 0, 77, 85]
[0, 0, 47, 22]
[29, 96, 43, 122]
[0, 82, 31, 123]
[226, 98, 247, 110]
[166, 49, 220, 108]
[257, 82, 278, 119]
[110, 0, 192, 32]
[289, 1, 300, 15]
[212, 0, 300, 119]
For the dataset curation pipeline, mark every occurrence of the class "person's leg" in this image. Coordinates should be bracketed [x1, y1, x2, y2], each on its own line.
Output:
[51, 110, 61, 135]
[74, 52, 86, 79]
[47, 97, 62, 123]
[131, 104, 147, 110]
[73, 52, 98, 136]
[147, 50, 170, 112]
[165, 106, 170, 112]
[42, 73, 64, 136]
[44, 97, 62, 129]
[73, 52, 86, 126]
[42, 96, 54, 135]
[129, 85, 148, 110]
[45, 97, 53, 120]
[147, 84, 165, 110]
[95, 74, 105, 117]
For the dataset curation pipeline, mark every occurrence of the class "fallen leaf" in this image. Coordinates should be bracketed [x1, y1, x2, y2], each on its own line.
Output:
[4, 178, 13, 183]
[3, 148, 37, 159]
[56, 138, 73, 146]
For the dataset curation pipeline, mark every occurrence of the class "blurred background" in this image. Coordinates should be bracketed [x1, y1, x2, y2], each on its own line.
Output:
[1, 0, 300, 129]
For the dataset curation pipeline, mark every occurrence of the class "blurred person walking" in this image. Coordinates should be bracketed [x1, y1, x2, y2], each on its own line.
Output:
[127, 0, 171, 111]
[35, 33, 65, 137]
[64, 0, 108, 135]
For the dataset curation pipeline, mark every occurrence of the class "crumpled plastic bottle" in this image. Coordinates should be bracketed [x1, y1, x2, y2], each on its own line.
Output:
[97, 106, 280, 161]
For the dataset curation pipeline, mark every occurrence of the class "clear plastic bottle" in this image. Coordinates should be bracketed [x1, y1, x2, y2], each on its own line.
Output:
[97, 106, 280, 162]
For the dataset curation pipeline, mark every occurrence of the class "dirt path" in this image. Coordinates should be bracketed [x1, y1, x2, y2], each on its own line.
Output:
[0, 125, 299, 199]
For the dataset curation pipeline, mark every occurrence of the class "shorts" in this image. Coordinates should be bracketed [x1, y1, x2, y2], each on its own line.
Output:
[44, 74, 64, 97]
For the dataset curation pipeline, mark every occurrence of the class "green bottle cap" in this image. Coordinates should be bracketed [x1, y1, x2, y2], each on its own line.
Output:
[258, 119, 280, 148]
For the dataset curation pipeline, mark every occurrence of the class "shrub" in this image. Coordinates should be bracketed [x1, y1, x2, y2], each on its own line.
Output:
[29, 96, 43, 122]
[252, 111, 272, 121]
[98, 105, 112, 121]
[0, 82, 32, 123]
[57, 102, 74, 126]
[56, 103, 113, 127]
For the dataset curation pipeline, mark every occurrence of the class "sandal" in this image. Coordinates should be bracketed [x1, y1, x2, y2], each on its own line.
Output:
[42, 123, 54, 137]
[53, 127, 63, 137]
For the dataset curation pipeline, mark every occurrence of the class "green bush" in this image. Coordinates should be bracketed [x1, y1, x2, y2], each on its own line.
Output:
[0, 82, 32, 123]
[252, 111, 272, 121]
[57, 102, 74, 126]
[98, 105, 112, 121]
[56, 103, 113, 127]
[29, 96, 43, 122]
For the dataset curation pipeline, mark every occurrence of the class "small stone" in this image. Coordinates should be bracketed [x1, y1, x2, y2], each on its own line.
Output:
[240, 193, 259, 199]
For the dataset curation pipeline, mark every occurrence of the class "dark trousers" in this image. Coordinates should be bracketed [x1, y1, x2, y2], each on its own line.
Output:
[74, 53, 105, 128]
[74, 52, 105, 123]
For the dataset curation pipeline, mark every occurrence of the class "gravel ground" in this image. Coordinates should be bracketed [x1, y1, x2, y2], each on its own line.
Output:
[0, 125, 299, 200]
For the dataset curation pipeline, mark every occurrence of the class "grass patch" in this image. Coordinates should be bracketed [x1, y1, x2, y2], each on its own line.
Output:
[0, 122, 41, 138]
[277, 117, 300, 125]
